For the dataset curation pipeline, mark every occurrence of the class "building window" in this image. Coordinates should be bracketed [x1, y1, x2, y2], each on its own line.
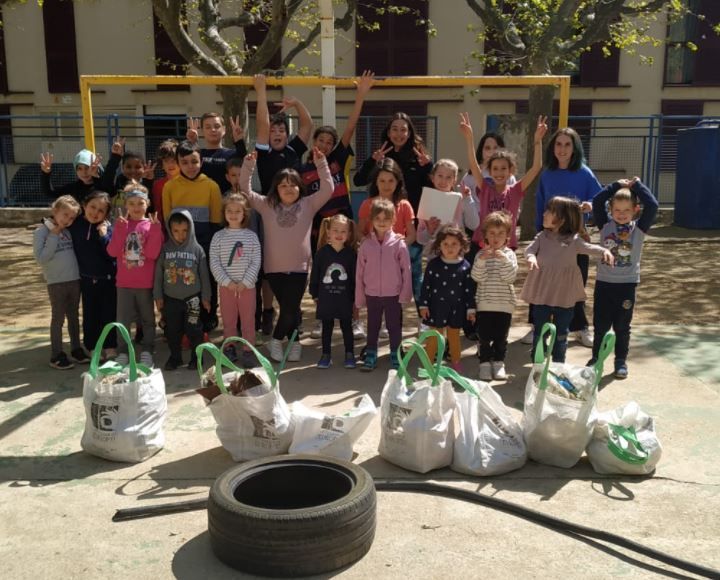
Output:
[573, 45, 620, 87]
[42, 0, 80, 93]
[355, 1, 428, 76]
[0, 8, 8, 95]
[665, 0, 720, 86]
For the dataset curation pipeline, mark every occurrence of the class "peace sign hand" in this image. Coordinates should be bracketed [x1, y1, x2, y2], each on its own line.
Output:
[311, 146, 326, 164]
[40, 152, 54, 174]
[372, 141, 392, 162]
[90, 154, 103, 178]
[142, 161, 157, 180]
[534, 115, 549, 144]
[274, 97, 298, 114]
[111, 136, 125, 156]
[186, 117, 200, 143]
[148, 212, 160, 225]
[229, 115, 244, 142]
[458, 112, 474, 139]
[413, 146, 432, 166]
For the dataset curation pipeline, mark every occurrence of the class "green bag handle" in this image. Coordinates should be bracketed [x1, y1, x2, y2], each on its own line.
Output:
[396, 337, 442, 387]
[607, 424, 649, 465]
[533, 322, 556, 392]
[415, 329, 447, 370]
[220, 336, 279, 387]
[592, 331, 616, 388]
[431, 365, 481, 397]
[90, 322, 138, 381]
[194, 342, 243, 395]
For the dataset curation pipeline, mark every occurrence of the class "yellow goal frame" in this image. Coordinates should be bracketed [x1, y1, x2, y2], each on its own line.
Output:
[80, 75, 570, 151]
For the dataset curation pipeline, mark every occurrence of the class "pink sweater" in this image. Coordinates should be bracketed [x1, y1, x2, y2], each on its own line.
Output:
[355, 230, 412, 307]
[240, 156, 333, 273]
[107, 218, 163, 288]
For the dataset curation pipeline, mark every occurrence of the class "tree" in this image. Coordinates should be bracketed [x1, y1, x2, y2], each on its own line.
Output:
[463, 0, 705, 238]
[151, 0, 358, 134]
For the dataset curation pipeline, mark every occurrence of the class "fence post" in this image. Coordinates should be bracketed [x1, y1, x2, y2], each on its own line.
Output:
[653, 114, 663, 199]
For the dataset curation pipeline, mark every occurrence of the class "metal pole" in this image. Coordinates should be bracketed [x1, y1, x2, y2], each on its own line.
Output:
[319, 0, 336, 126]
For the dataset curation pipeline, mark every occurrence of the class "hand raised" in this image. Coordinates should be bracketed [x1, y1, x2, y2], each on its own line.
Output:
[372, 141, 392, 162]
[142, 161, 157, 180]
[111, 136, 125, 156]
[229, 115, 244, 142]
[274, 97, 299, 114]
[253, 73, 266, 93]
[148, 212, 160, 224]
[311, 146, 326, 164]
[90, 154, 103, 178]
[458, 112, 474, 138]
[413, 146, 432, 166]
[186, 117, 200, 143]
[355, 70, 375, 94]
[534, 115, 549, 143]
[40, 152, 53, 174]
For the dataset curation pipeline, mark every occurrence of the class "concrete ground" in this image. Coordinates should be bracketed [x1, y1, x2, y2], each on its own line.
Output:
[1, 319, 719, 579]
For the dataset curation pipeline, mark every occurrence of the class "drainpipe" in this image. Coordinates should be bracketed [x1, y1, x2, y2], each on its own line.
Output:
[319, 0, 336, 126]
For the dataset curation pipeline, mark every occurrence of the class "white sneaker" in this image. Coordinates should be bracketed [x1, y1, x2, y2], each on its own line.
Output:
[140, 351, 154, 367]
[352, 319, 366, 340]
[577, 328, 593, 348]
[520, 327, 534, 345]
[478, 362, 493, 382]
[115, 352, 129, 366]
[288, 342, 302, 362]
[379, 323, 389, 339]
[310, 321, 323, 339]
[268, 338, 284, 362]
[492, 361, 507, 380]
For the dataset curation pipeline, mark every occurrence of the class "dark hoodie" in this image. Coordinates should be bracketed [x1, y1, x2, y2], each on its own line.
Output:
[153, 209, 211, 302]
[68, 214, 115, 281]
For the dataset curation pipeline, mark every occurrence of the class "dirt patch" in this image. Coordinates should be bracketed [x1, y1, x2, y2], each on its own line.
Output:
[1, 226, 718, 332]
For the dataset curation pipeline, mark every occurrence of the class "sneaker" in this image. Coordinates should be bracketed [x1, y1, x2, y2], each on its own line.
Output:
[317, 353, 332, 369]
[310, 321, 323, 339]
[450, 361, 464, 373]
[577, 327, 593, 348]
[268, 338, 284, 362]
[255, 334, 266, 347]
[520, 327, 534, 345]
[241, 350, 257, 369]
[164, 356, 181, 371]
[288, 342, 302, 362]
[379, 324, 389, 339]
[140, 351, 154, 367]
[390, 350, 400, 370]
[49, 352, 74, 370]
[614, 361, 629, 380]
[71, 348, 91, 364]
[104, 348, 118, 360]
[361, 349, 377, 372]
[352, 319, 366, 340]
[115, 352, 129, 366]
[492, 361, 507, 380]
[344, 352, 356, 369]
[478, 361, 492, 381]
[261, 308, 275, 336]
[223, 344, 238, 362]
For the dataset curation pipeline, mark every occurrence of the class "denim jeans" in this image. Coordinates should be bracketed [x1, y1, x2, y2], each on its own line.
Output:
[531, 304, 574, 363]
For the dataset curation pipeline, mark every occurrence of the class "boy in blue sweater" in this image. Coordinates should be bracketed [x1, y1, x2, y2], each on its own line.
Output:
[590, 177, 658, 379]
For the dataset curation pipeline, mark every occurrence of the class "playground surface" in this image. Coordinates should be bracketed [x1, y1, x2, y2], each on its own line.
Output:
[1, 225, 719, 579]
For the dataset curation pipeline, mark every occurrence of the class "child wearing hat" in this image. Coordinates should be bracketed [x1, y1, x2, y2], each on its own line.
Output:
[40, 148, 116, 205]
[107, 181, 163, 367]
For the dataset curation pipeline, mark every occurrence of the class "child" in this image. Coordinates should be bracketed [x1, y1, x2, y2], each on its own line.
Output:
[109, 141, 156, 215]
[590, 177, 658, 379]
[209, 194, 262, 369]
[471, 212, 518, 381]
[253, 74, 313, 194]
[33, 195, 85, 369]
[151, 139, 180, 228]
[461, 112, 548, 251]
[309, 215, 357, 370]
[355, 198, 412, 372]
[67, 191, 117, 359]
[239, 148, 333, 363]
[162, 139, 223, 331]
[107, 182, 163, 367]
[154, 210, 212, 370]
[416, 158, 479, 255]
[418, 224, 475, 373]
[186, 112, 247, 192]
[40, 149, 114, 204]
[460, 131, 517, 192]
[521, 196, 614, 363]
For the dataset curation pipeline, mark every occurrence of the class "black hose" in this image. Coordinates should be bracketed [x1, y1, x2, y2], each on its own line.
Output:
[112, 480, 720, 579]
[374, 480, 720, 580]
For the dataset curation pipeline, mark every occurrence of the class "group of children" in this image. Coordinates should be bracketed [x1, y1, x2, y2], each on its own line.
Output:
[34, 72, 658, 381]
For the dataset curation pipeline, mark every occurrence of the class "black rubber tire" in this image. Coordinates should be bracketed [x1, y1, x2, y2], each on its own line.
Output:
[208, 454, 376, 577]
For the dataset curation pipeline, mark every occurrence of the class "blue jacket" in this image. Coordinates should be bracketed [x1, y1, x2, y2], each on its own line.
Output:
[68, 215, 116, 280]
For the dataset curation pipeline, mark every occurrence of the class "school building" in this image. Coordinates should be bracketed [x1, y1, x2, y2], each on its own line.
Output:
[0, 0, 719, 205]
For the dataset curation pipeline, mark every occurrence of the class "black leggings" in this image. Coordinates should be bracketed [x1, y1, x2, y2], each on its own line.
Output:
[321, 318, 354, 354]
[265, 273, 308, 341]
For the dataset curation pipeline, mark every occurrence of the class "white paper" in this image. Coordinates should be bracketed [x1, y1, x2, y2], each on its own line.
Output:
[417, 187, 462, 223]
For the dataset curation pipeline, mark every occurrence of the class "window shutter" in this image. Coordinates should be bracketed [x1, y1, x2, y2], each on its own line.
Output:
[579, 45, 620, 87]
[42, 0, 80, 93]
[0, 8, 8, 94]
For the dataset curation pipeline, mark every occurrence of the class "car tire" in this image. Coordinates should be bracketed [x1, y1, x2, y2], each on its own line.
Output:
[208, 454, 376, 577]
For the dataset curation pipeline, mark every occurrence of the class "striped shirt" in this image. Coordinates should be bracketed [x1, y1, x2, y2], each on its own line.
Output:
[471, 247, 518, 314]
[209, 228, 262, 288]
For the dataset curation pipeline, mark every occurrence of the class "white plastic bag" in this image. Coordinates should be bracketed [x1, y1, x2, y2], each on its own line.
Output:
[587, 401, 662, 475]
[81, 323, 167, 463]
[196, 338, 294, 462]
[378, 334, 456, 474]
[289, 394, 377, 460]
[446, 370, 526, 476]
[523, 324, 615, 469]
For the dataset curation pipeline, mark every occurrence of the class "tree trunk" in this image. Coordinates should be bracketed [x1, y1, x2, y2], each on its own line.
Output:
[519, 83, 554, 241]
[220, 85, 251, 146]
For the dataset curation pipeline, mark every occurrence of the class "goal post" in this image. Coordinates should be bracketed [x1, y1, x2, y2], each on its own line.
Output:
[80, 74, 570, 151]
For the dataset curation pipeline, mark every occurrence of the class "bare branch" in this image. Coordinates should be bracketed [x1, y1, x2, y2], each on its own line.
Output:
[198, 0, 241, 74]
[218, 14, 257, 30]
